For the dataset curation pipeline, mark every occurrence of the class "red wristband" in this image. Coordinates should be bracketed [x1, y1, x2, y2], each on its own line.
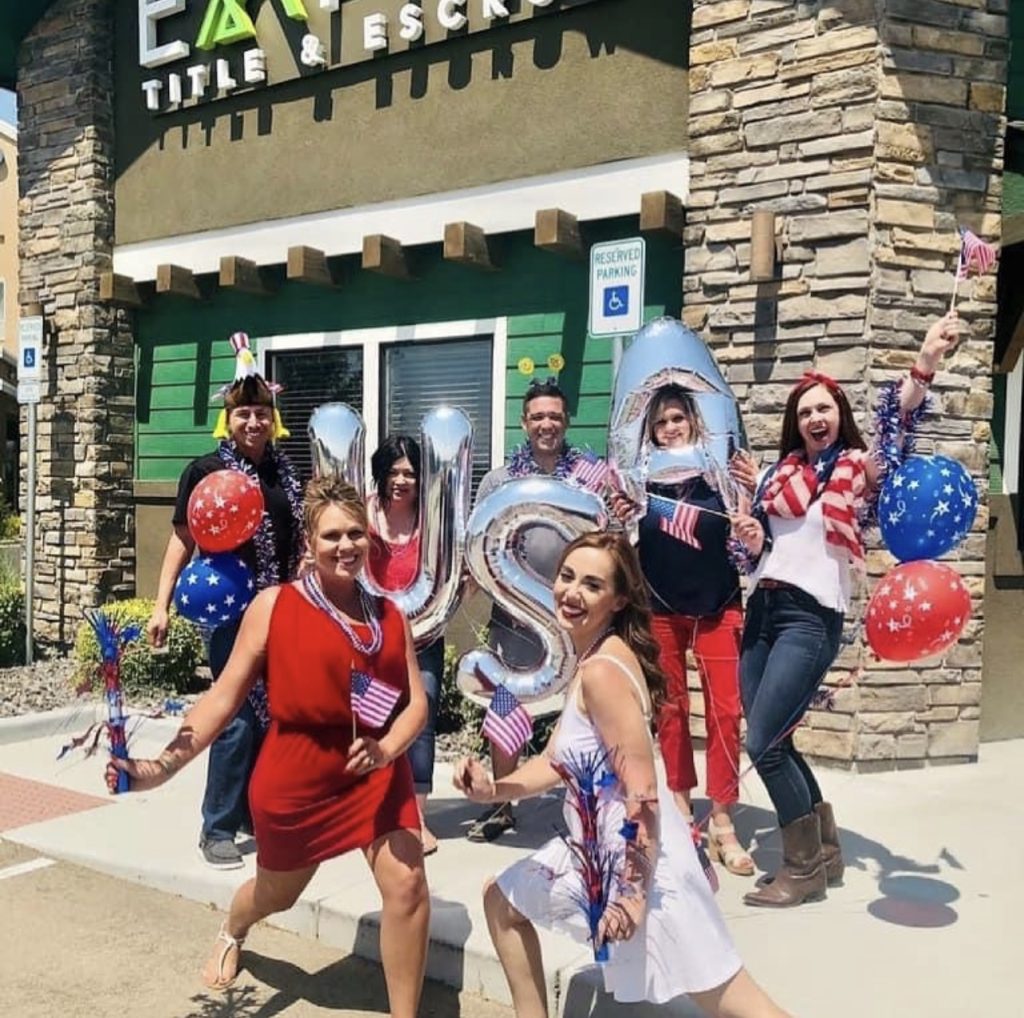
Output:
[909, 365, 935, 385]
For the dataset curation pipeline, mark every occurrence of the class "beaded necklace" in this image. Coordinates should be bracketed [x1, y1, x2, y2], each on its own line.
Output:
[302, 572, 383, 656]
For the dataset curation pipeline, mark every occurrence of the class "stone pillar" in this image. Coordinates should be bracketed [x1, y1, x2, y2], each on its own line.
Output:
[685, 0, 1007, 768]
[18, 0, 134, 647]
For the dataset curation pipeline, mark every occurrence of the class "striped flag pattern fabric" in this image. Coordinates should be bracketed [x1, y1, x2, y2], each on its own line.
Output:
[957, 228, 997, 279]
[351, 669, 401, 729]
[647, 494, 703, 549]
[760, 449, 868, 570]
[570, 451, 612, 494]
[482, 685, 533, 758]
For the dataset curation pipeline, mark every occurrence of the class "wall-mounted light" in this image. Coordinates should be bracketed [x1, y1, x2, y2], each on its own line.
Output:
[750, 209, 779, 282]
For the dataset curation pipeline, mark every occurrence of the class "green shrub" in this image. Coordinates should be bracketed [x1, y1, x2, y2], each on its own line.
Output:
[0, 582, 26, 667]
[74, 598, 204, 697]
[0, 515, 20, 540]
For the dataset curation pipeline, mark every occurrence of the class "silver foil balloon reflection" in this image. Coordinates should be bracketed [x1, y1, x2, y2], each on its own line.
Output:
[308, 403, 366, 497]
[456, 477, 607, 708]
[607, 317, 747, 514]
[361, 406, 474, 648]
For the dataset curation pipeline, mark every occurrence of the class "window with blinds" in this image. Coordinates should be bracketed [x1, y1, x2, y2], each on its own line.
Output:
[267, 347, 364, 481]
[381, 337, 493, 495]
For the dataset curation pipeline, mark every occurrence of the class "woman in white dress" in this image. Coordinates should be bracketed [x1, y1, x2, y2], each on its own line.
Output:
[454, 532, 788, 1018]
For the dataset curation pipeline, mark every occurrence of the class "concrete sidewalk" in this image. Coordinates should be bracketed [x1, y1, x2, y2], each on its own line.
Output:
[0, 709, 1018, 1017]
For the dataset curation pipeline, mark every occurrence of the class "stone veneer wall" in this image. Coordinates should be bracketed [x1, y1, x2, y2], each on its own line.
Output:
[684, 0, 1007, 769]
[18, 0, 134, 646]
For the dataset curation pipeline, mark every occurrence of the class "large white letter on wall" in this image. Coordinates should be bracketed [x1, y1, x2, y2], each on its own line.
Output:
[438, 0, 468, 31]
[139, 0, 190, 69]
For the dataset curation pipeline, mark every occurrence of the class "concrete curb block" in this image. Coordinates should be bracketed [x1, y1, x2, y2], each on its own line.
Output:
[0, 706, 183, 747]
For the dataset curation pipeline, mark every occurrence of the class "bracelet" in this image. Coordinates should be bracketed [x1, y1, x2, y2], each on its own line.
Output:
[909, 365, 935, 387]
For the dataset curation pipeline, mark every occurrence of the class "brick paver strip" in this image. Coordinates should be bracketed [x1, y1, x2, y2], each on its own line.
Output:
[0, 772, 112, 833]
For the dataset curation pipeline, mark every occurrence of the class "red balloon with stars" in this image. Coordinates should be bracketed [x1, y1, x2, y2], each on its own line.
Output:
[187, 471, 265, 553]
[865, 560, 972, 663]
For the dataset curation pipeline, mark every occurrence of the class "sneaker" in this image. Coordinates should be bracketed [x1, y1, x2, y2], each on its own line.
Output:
[466, 803, 516, 843]
[199, 838, 244, 870]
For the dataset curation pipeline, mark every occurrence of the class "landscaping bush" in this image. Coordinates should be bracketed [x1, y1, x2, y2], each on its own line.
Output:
[74, 598, 204, 697]
[437, 643, 485, 737]
[0, 581, 26, 667]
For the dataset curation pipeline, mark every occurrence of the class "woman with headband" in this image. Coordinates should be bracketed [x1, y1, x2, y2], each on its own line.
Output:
[729, 311, 961, 907]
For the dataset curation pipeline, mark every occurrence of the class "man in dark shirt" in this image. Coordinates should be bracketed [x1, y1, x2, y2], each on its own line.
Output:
[147, 355, 302, 869]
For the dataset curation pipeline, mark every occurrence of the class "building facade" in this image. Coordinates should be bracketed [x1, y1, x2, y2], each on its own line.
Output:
[8, 0, 1022, 767]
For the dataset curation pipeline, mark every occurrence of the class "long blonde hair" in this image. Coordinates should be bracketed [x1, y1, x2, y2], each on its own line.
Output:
[558, 531, 666, 708]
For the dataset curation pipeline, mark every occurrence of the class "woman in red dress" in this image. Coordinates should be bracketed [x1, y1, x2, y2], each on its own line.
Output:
[108, 476, 430, 1015]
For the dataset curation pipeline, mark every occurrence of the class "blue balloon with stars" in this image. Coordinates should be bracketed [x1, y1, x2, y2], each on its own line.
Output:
[878, 455, 978, 563]
[173, 553, 256, 630]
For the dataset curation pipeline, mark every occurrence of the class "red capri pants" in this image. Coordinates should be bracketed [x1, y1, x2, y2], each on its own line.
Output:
[653, 605, 744, 805]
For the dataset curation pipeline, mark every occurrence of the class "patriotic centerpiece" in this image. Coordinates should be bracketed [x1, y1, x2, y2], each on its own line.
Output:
[60, 609, 141, 793]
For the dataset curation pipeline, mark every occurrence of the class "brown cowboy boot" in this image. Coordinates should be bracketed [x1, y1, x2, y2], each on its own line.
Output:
[815, 801, 844, 887]
[743, 812, 827, 908]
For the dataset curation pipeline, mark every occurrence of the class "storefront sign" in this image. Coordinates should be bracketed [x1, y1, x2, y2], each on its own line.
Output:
[139, 0, 600, 114]
[588, 237, 645, 337]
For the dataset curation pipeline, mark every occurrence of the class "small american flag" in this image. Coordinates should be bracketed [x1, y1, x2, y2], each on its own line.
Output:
[648, 494, 703, 549]
[570, 451, 612, 493]
[482, 685, 533, 758]
[351, 669, 401, 729]
[958, 227, 997, 279]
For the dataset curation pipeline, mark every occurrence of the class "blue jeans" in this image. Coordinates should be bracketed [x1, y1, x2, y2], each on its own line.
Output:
[739, 585, 843, 827]
[200, 622, 263, 843]
[408, 639, 443, 794]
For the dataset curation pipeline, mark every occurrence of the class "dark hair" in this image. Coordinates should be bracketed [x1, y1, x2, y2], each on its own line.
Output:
[223, 375, 274, 410]
[522, 377, 568, 418]
[643, 384, 707, 448]
[557, 531, 666, 709]
[371, 434, 421, 507]
[778, 376, 866, 458]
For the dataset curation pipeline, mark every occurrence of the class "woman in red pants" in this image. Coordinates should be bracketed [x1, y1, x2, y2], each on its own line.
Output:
[613, 384, 754, 877]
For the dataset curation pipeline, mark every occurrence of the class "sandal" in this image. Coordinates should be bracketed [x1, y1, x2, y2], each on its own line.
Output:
[706, 817, 756, 877]
[201, 921, 246, 990]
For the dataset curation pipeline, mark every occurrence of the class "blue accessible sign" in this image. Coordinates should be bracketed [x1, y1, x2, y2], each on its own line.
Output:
[589, 238, 645, 337]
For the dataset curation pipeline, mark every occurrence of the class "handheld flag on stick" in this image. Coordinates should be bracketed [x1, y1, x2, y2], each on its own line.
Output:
[570, 451, 615, 495]
[647, 493, 704, 549]
[350, 669, 401, 732]
[482, 684, 533, 758]
[950, 227, 998, 311]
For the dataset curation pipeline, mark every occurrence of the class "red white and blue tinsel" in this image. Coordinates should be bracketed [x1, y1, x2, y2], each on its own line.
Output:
[506, 442, 586, 481]
[216, 439, 302, 729]
[59, 610, 141, 794]
[550, 746, 631, 962]
[869, 379, 930, 515]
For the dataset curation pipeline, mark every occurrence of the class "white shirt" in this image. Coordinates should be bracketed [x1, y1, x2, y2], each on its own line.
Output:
[752, 500, 852, 613]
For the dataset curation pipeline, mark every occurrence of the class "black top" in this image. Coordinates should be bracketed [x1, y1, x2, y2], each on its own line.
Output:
[172, 451, 296, 583]
[637, 478, 741, 619]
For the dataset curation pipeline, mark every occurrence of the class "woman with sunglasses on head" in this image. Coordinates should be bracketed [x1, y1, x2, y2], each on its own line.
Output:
[612, 385, 756, 878]
[108, 477, 430, 1015]
[730, 311, 960, 908]
[454, 532, 789, 1018]
[367, 434, 445, 856]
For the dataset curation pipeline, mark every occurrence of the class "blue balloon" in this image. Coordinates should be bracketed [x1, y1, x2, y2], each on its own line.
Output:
[878, 455, 978, 562]
[173, 553, 256, 629]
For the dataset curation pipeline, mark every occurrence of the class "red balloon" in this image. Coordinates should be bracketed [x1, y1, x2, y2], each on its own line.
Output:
[187, 471, 265, 553]
[865, 560, 971, 663]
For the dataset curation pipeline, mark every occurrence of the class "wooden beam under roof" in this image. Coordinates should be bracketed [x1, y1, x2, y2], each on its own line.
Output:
[287, 245, 341, 287]
[362, 234, 411, 279]
[220, 256, 275, 296]
[640, 190, 684, 238]
[444, 221, 497, 271]
[99, 272, 149, 308]
[534, 208, 585, 259]
[155, 263, 203, 300]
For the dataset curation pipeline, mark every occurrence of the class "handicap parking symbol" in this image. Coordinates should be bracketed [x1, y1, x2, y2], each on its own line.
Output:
[603, 286, 629, 318]
[23, 349, 36, 369]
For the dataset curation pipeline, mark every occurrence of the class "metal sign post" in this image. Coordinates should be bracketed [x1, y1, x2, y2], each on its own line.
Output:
[18, 312, 43, 666]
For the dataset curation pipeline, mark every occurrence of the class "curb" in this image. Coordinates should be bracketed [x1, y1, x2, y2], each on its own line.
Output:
[0, 705, 183, 747]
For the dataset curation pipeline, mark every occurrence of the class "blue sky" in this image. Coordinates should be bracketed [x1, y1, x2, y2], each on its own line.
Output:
[0, 89, 15, 127]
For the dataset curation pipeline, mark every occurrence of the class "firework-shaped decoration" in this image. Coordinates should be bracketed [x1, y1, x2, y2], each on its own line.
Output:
[76, 610, 141, 794]
[551, 747, 622, 962]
